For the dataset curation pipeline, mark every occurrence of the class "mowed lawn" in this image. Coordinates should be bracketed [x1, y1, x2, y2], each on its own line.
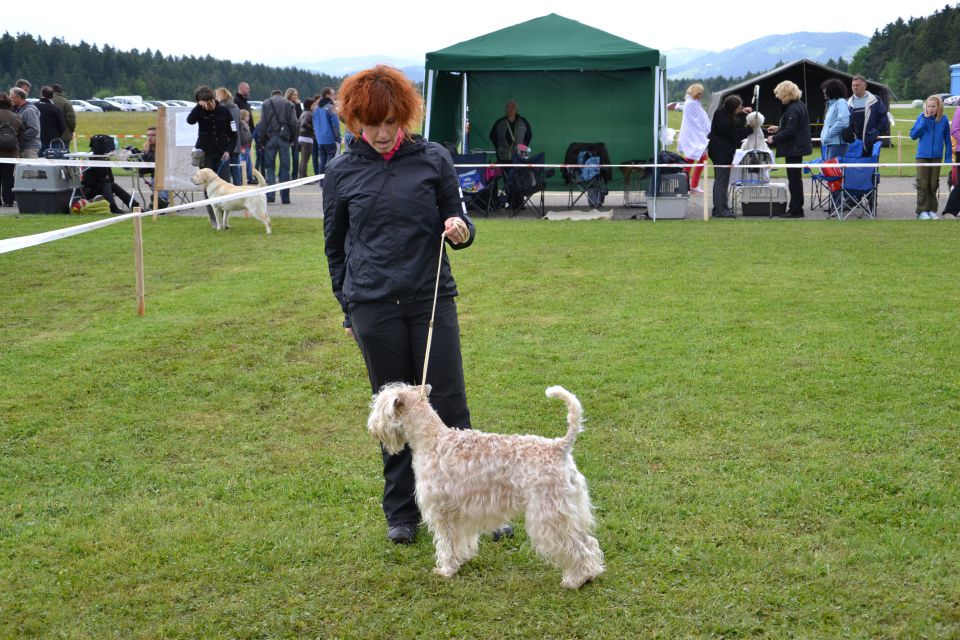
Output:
[1, 214, 959, 638]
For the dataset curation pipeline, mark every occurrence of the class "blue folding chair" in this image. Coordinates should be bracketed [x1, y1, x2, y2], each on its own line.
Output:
[830, 140, 882, 220]
[452, 152, 499, 216]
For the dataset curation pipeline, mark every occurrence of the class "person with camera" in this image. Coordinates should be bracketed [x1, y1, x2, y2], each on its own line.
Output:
[259, 89, 299, 204]
[187, 85, 237, 225]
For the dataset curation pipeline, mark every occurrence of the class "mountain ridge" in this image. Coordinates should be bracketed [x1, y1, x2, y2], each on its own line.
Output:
[666, 31, 867, 78]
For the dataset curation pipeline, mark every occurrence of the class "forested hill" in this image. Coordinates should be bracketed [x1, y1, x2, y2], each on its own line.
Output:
[850, 4, 960, 99]
[0, 33, 343, 101]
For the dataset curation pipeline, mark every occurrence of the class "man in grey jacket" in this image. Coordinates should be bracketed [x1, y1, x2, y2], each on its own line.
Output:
[10, 87, 40, 158]
[259, 89, 299, 204]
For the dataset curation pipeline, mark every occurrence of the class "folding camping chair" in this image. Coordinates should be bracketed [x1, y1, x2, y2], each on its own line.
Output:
[807, 147, 842, 211]
[561, 142, 612, 208]
[452, 152, 500, 216]
[504, 151, 554, 217]
[829, 140, 882, 220]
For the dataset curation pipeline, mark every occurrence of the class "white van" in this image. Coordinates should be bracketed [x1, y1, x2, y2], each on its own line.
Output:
[106, 96, 154, 111]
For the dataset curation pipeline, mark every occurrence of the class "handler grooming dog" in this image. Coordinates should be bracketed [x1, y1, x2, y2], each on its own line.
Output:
[191, 167, 272, 234]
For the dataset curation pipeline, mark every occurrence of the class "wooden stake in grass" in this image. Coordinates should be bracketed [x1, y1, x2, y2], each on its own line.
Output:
[703, 161, 710, 221]
[133, 207, 145, 316]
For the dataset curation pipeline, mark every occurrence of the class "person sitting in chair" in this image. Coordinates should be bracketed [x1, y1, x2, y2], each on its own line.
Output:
[137, 126, 169, 211]
[489, 100, 533, 210]
[489, 99, 532, 163]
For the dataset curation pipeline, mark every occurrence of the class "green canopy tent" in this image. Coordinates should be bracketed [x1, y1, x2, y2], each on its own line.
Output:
[423, 14, 667, 188]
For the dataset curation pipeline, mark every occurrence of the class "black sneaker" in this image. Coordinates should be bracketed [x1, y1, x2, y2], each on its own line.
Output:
[491, 524, 514, 541]
[387, 523, 417, 545]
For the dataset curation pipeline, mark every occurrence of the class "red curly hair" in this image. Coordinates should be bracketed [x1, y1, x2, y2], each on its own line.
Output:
[337, 65, 422, 136]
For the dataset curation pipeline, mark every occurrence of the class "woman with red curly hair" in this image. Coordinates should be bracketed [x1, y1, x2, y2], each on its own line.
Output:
[323, 66, 485, 545]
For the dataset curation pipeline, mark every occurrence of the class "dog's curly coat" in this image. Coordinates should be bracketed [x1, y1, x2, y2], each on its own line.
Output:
[367, 383, 604, 588]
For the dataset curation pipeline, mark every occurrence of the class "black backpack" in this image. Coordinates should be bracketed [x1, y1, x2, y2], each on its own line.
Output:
[89, 134, 115, 155]
[0, 121, 16, 152]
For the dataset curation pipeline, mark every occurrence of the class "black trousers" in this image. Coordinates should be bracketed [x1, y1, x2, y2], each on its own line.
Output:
[82, 182, 134, 214]
[712, 165, 732, 215]
[0, 162, 13, 206]
[202, 153, 230, 225]
[785, 155, 804, 214]
[349, 297, 471, 526]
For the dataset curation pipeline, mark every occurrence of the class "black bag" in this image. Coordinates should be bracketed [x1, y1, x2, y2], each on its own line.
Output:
[658, 150, 686, 174]
[0, 121, 17, 152]
[43, 138, 67, 159]
[841, 124, 856, 144]
[89, 134, 115, 155]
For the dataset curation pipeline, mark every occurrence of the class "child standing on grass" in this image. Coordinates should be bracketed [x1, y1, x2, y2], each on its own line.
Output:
[910, 95, 952, 219]
[238, 109, 253, 183]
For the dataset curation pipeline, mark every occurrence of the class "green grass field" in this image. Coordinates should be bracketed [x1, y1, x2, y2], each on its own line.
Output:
[2, 214, 959, 637]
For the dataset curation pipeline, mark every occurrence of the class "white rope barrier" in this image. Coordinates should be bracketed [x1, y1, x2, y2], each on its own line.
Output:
[1, 153, 957, 256]
[0, 157, 155, 169]
[0, 172, 322, 255]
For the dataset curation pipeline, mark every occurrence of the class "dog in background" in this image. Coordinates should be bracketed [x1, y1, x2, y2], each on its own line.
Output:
[367, 383, 604, 589]
[190, 167, 272, 234]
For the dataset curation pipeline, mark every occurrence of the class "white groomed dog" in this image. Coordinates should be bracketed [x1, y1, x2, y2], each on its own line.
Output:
[191, 167, 272, 234]
[367, 383, 604, 589]
[743, 110, 770, 151]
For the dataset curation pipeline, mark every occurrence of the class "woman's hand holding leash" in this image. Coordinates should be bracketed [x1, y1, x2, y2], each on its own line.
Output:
[443, 217, 469, 244]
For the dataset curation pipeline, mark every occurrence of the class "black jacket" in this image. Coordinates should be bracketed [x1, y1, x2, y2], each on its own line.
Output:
[36, 98, 66, 148]
[770, 100, 813, 158]
[707, 111, 751, 165]
[235, 93, 255, 128]
[186, 102, 237, 155]
[323, 135, 475, 320]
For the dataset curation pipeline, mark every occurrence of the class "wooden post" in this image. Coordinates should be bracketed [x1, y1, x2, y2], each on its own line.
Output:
[133, 207, 145, 316]
[897, 132, 903, 178]
[154, 106, 167, 222]
[703, 161, 710, 221]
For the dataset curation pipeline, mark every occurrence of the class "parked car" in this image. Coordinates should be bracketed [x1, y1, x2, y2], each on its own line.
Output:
[165, 99, 193, 107]
[71, 99, 103, 112]
[106, 97, 154, 112]
[86, 98, 127, 112]
[248, 100, 263, 111]
[944, 95, 960, 106]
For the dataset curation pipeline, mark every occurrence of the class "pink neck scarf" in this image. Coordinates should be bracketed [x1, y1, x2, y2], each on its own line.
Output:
[364, 128, 405, 161]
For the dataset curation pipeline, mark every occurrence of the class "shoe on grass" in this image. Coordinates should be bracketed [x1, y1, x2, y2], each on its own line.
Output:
[918, 212, 931, 220]
[491, 524, 514, 541]
[928, 211, 941, 220]
[387, 523, 417, 545]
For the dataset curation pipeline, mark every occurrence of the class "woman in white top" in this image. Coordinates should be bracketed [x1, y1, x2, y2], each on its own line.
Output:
[677, 83, 711, 193]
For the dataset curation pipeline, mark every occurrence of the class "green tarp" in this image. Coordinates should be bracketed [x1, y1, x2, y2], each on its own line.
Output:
[424, 14, 666, 190]
[426, 13, 661, 71]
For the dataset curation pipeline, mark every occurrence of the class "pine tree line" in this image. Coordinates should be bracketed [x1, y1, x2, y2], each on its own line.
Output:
[0, 32, 344, 101]
[850, 4, 960, 99]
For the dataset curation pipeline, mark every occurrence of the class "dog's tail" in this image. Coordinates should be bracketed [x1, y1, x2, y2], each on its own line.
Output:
[252, 168, 267, 188]
[546, 386, 584, 452]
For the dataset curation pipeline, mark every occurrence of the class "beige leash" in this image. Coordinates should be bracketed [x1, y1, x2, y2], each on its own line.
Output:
[420, 232, 449, 399]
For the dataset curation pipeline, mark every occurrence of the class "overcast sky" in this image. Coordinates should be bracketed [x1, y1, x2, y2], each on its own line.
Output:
[9, 1, 952, 66]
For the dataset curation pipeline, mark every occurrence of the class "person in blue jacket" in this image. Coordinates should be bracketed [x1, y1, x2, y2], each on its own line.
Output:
[313, 87, 342, 187]
[820, 79, 850, 160]
[910, 95, 952, 219]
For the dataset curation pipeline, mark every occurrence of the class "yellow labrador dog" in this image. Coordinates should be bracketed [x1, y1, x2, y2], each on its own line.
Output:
[191, 168, 272, 234]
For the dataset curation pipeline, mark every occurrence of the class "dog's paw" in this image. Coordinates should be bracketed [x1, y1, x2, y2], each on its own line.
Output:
[433, 566, 458, 578]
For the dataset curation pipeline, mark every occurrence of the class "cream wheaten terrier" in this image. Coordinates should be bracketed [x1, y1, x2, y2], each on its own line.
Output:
[367, 383, 604, 589]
